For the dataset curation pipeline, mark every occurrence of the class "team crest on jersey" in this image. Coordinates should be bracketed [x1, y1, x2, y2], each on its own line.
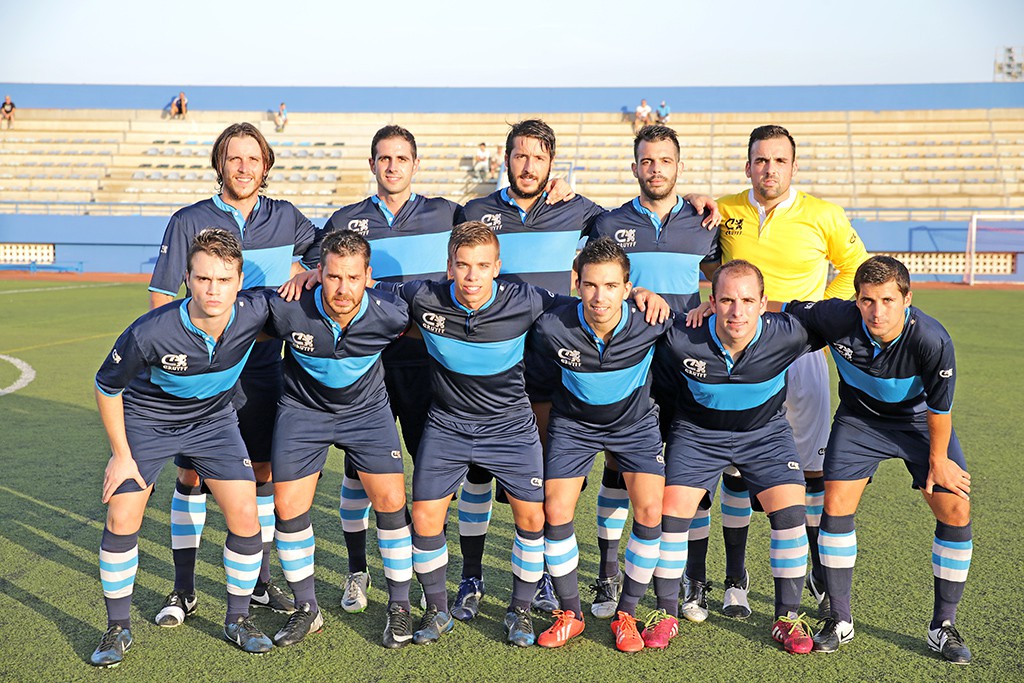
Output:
[723, 218, 744, 235]
[347, 219, 369, 235]
[614, 228, 637, 248]
[557, 348, 582, 368]
[160, 245, 168, 254]
[833, 344, 854, 361]
[682, 358, 707, 378]
[111, 349, 122, 364]
[291, 332, 315, 353]
[421, 312, 446, 335]
[939, 368, 953, 378]
[481, 213, 503, 231]
[161, 353, 188, 372]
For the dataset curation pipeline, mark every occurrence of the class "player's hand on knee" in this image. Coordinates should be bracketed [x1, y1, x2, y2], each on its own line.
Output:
[925, 458, 971, 500]
[277, 268, 320, 301]
[102, 454, 147, 503]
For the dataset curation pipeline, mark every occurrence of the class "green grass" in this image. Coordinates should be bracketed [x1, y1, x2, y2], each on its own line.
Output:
[0, 279, 1021, 682]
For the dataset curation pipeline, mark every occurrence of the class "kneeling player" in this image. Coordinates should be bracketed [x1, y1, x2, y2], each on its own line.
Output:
[91, 230, 274, 667]
[783, 256, 973, 664]
[659, 260, 822, 655]
[262, 230, 414, 648]
[530, 238, 674, 652]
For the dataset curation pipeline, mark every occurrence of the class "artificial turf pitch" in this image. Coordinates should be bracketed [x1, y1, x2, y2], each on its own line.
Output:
[0, 278, 1020, 682]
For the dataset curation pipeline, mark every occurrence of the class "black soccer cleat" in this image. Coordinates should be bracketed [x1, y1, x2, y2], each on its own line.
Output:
[383, 603, 414, 649]
[273, 603, 324, 647]
[224, 615, 274, 654]
[155, 590, 197, 627]
[90, 625, 132, 668]
[927, 620, 971, 665]
[251, 579, 295, 613]
[413, 605, 454, 645]
[812, 618, 854, 653]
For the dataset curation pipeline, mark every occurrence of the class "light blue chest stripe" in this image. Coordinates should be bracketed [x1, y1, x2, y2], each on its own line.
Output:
[420, 329, 526, 376]
[561, 346, 654, 406]
[629, 252, 703, 295]
[149, 344, 254, 399]
[830, 349, 924, 404]
[291, 349, 381, 389]
[684, 370, 786, 411]
[497, 231, 581, 275]
[242, 244, 294, 288]
[369, 231, 450, 279]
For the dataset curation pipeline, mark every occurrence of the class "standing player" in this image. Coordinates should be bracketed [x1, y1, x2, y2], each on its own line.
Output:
[583, 124, 719, 619]
[659, 260, 823, 655]
[684, 124, 868, 622]
[783, 256, 972, 664]
[148, 123, 315, 625]
[91, 230, 274, 667]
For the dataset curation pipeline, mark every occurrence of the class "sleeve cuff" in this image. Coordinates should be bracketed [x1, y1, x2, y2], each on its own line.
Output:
[95, 380, 124, 397]
[147, 286, 178, 296]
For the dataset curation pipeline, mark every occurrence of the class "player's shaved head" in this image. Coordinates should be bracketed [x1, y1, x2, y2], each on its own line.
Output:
[505, 119, 556, 158]
[187, 228, 243, 274]
[747, 125, 796, 162]
[322, 229, 372, 269]
[448, 221, 500, 262]
[855, 255, 911, 297]
[372, 125, 418, 160]
[211, 123, 274, 191]
[712, 259, 764, 298]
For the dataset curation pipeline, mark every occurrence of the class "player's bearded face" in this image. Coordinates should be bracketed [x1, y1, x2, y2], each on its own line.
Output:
[320, 252, 370, 323]
[633, 139, 680, 202]
[506, 136, 552, 200]
[746, 137, 795, 205]
[221, 136, 266, 202]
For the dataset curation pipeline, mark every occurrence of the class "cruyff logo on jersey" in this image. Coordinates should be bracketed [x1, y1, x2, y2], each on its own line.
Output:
[347, 219, 369, 235]
[160, 245, 168, 254]
[421, 312, 446, 335]
[111, 349, 122, 364]
[557, 348, 582, 368]
[682, 358, 707, 379]
[614, 228, 637, 248]
[803, 302, 816, 309]
[161, 354, 188, 372]
[723, 218, 744, 235]
[833, 343, 854, 361]
[481, 213, 503, 231]
[939, 368, 954, 379]
[291, 332, 315, 353]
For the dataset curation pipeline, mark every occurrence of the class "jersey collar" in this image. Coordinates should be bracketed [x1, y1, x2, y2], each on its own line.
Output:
[371, 192, 417, 227]
[746, 187, 796, 226]
[179, 297, 237, 359]
[631, 196, 684, 238]
[449, 281, 497, 314]
[212, 194, 261, 235]
[708, 313, 764, 373]
[313, 285, 370, 343]
[577, 300, 629, 356]
[500, 186, 546, 224]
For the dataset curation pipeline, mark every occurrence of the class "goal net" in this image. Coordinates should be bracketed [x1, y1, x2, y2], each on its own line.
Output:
[964, 214, 1024, 285]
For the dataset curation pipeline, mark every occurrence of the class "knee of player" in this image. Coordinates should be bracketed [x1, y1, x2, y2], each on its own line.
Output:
[543, 501, 574, 526]
[251, 462, 273, 482]
[515, 508, 546, 534]
[372, 490, 407, 515]
[630, 501, 664, 528]
[933, 496, 971, 527]
[177, 468, 201, 487]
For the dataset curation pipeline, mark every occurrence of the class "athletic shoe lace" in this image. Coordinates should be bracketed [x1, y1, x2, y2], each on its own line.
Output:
[642, 608, 671, 631]
[589, 577, 617, 603]
[938, 623, 966, 647]
[97, 626, 123, 651]
[343, 575, 363, 602]
[510, 606, 533, 632]
[615, 611, 640, 639]
[777, 612, 813, 637]
[387, 606, 412, 634]
[418, 605, 440, 630]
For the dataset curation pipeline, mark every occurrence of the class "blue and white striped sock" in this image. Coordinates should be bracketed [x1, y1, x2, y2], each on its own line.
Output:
[654, 515, 690, 616]
[100, 527, 138, 629]
[255, 481, 276, 585]
[340, 475, 371, 573]
[684, 506, 711, 582]
[768, 505, 808, 617]
[819, 512, 857, 622]
[596, 480, 630, 579]
[544, 521, 581, 618]
[275, 512, 316, 612]
[510, 527, 545, 611]
[377, 507, 414, 611]
[413, 532, 449, 612]
[931, 520, 972, 629]
[721, 475, 752, 579]
[458, 481, 492, 580]
[805, 478, 825, 583]
[617, 521, 661, 616]
[224, 530, 262, 623]
[170, 480, 205, 593]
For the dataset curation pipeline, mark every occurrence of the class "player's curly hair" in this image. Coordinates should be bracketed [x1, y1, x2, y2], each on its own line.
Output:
[633, 124, 680, 161]
[747, 124, 796, 161]
[711, 259, 764, 298]
[855, 255, 911, 296]
[448, 221, 500, 262]
[321, 229, 372, 268]
[187, 228, 243, 274]
[211, 122, 275, 192]
[371, 125, 418, 160]
[505, 119, 556, 158]
[576, 236, 631, 283]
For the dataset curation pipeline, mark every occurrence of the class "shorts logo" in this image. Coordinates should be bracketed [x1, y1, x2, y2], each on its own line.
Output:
[160, 245, 168, 254]
[347, 219, 369, 235]
[481, 213, 503, 231]
[291, 331, 315, 353]
[723, 218, 744, 235]
[111, 349, 122, 364]
[421, 312, 446, 335]
[243, 458, 252, 468]
[682, 358, 707, 379]
[656, 454, 665, 464]
[939, 368, 953, 378]
[787, 461, 800, 470]
[818, 447, 826, 456]
[391, 450, 402, 459]
[833, 343, 854, 361]
[530, 477, 543, 488]
[161, 353, 188, 372]
[614, 228, 637, 248]
[557, 348, 582, 367]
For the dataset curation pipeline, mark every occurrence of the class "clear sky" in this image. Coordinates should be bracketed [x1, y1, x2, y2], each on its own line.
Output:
[5, 0, 1022, 87]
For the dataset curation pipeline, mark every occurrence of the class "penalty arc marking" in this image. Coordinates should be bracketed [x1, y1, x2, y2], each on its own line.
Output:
[0, 354, 37, 396]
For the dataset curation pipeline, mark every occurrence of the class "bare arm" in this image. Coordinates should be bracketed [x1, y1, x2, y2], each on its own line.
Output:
[924, 411, 970, 500]
[149, 291, 174, 310]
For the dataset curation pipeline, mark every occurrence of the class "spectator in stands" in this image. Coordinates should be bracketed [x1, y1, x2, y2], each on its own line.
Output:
[490, 144, 503, 178]
[274, 103, 288, 132]
[656, 100, 671, 124]
[472, 142, 490, 182]
[171, 91, 189, 120]
[633, 99, 652, 134]
[0, 95, 14, 130]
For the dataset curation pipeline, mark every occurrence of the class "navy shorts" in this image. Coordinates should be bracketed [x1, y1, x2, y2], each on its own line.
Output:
[383, 360, 432, 464]
[271, 399, 404, 482]
[119, 410, 254, 495]
[825, 411, 968, 492]
[233, 355, 283, 462]
[546, 412, 665, 480]
[665, 415, 805, 500]
[414, 411, 544, 503]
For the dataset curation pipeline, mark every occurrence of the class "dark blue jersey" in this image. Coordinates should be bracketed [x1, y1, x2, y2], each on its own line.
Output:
[531, 301, 673, 431]
[587, 197, 719, 313]
[784, 299, 955, 427]
[264, 286, 409, 415]
[380, 278, 570, 422]
[462, 188, 605, 295]
[95, 291, 270, 424]
[659, 312, 823, 431]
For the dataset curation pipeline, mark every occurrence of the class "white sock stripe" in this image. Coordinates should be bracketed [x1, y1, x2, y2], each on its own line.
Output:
[457, 500, 493, 515]
[544, 535, 579, 577]
[377, 525, 413, 540]
[512, 534, 545, 581]
[412, 545, 448, 574]
[460, 481, 494, 496]
[771, 525, 806, 540]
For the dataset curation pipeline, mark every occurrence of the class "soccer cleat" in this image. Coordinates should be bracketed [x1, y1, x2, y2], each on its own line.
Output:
[251, 579, 296, 614]
[927, 620, 971, 665]
[611, 611, 644, 652]
[531, 572, 559, 613]
[641, 609, 679, 649]
[589, 572, 622, 619]
[413, 605, 454, 645]
[538, 610, 585, 648]
[273, 602, 323, 647]
[224, 615, 274, 654]
[450, 576, 485, 622]
[383, 603, 414, 649]
[90, 625, 132, 668]
[722, 571, 752, 619]
[155, 590, 197, 627]
[812, 618, 854, 653]
[503, 606, 536, 647]
[340, 571, 371, 614]
[771, 612, 814, 654]
[806, 572, 831, 620]
[680, 576, 711, 623]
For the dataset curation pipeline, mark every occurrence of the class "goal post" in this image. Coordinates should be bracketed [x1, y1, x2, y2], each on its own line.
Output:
[964, 214, 1024, 285]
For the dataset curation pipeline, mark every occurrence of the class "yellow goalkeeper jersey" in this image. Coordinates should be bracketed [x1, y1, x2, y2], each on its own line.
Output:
[718, 188, 868, 301]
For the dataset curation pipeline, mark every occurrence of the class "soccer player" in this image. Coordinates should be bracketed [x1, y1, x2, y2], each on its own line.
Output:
[91, 230, 275, 667]
[684, 124, 868, 622]
[262, 230, 415, 648]
[583, 124, 719, 619]
[530, 238, 675, 652]
[782, 256, 972, 664]
[659, 260, 822, 655]
[148, 123, 316, 625]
